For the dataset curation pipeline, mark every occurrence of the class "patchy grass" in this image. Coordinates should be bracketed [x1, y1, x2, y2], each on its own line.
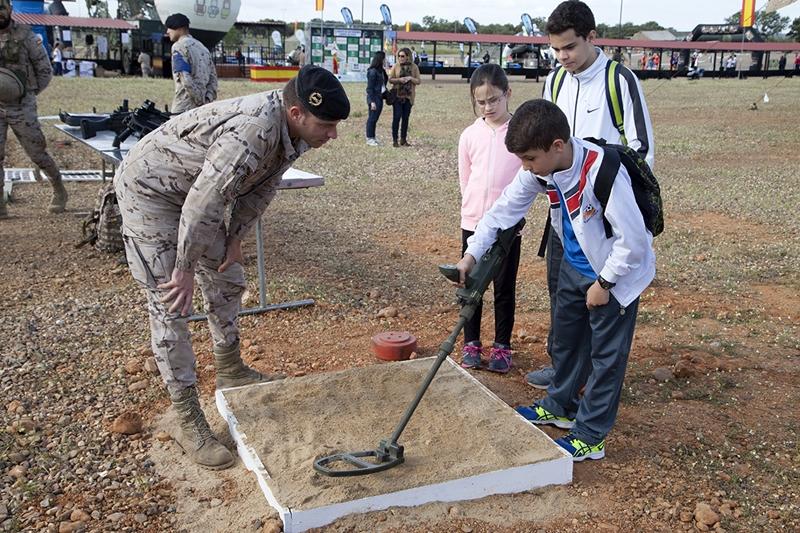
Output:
[2, 75, 798, 532]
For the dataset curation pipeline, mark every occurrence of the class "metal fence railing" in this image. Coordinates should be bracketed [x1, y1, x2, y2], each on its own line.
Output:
[213, 45, 289, 67]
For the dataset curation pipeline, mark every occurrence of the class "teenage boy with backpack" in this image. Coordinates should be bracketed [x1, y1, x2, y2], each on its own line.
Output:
[455, 99, 656, 460]
[529, 0, 655, 390]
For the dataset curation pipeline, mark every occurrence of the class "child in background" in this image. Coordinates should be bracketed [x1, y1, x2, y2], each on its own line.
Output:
[457, 64, 522, 373]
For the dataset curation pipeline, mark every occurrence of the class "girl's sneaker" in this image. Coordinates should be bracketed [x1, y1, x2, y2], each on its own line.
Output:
[460, 343, 484, 369]
[554, 433, 605, 461]
[487, 345, 512, 373]
[366, 138, 379, 146]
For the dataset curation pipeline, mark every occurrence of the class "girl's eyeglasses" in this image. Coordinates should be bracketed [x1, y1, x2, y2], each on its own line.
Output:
[476, 93, 507, 108]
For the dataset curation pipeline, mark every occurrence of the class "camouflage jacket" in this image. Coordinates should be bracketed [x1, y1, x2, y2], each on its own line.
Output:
[171, 34, 218, 113]
[117, 90, 310, 272]
[0, 22, 52, 97]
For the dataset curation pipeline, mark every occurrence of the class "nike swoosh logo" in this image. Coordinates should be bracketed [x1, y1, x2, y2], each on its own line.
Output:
[587, 107, 600, 113]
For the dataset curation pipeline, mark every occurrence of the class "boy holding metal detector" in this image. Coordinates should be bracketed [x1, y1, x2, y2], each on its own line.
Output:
[454, 99, 655, 461]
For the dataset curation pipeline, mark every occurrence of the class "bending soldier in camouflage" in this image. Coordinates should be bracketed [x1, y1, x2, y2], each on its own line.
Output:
[0, 0, 67, 218]
[164, 13, 217, 113]
[115, 65, 350, 469]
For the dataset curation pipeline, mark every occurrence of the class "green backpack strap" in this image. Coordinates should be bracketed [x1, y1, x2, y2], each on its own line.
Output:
[550, 65, 567, 103]
[604, 60, 626, 146]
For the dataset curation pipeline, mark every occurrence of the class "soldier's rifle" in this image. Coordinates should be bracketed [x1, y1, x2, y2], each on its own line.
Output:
[112, 100, 172, 148]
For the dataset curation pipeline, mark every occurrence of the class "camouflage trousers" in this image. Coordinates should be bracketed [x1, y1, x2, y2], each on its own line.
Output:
[122, 223, 246, 395]
[0, 94, 62, 195]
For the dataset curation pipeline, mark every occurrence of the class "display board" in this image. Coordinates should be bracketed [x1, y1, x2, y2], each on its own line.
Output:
[309, 26, 384, 72]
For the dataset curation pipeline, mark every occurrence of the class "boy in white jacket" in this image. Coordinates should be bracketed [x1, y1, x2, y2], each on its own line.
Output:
[455, 99, 655, 461]
[531, 0, 655, 390]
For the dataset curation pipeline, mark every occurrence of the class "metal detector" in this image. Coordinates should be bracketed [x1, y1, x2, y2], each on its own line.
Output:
[313, 220, 525, 477]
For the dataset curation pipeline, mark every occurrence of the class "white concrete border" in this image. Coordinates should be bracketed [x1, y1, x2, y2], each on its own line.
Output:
[216, 358, 573, 533]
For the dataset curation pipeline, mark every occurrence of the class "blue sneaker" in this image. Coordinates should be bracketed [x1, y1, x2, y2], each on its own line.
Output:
[486, 345, 512, 374]
[554, 433, 606, 461]
[460, 343, 483, 369]
[515, 402, 575, 429]
[525, 367, 555, 390]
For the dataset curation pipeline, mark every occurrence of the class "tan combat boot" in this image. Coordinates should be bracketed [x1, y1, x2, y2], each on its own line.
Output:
[48, 178, 68, 213]
[214, 341, 285, 389]
[170, 386, 235, 470]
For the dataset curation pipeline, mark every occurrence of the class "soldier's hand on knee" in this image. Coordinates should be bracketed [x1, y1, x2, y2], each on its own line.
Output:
[158, 269, 195, 315]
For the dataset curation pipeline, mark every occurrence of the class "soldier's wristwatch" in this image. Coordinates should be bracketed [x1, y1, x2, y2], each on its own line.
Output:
[597, 276, 616, 290]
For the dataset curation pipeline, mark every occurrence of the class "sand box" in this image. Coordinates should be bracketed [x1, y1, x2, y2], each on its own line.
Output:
[219, 357, 569, 515]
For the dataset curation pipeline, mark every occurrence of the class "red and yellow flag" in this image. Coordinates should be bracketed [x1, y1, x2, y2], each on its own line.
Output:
[741, 0, 756, 27]
[315, 0, 324, 11]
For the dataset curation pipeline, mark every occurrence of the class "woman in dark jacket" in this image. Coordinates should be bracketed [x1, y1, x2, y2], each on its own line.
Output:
[365, 51, 388, 146]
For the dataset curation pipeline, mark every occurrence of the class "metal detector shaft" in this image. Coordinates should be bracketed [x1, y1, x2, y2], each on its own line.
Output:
[389, 307, 475, 444]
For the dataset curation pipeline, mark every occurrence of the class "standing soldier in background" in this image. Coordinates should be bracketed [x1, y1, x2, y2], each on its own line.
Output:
[0, 0, 68, 218]
[137, 49, 152, 78]
[164, 13, 217, 113]
[115, 65, 350, 470]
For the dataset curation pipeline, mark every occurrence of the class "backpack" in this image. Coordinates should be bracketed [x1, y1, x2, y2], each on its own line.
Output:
[77, 183, 124, 253]
[587, 137, 664, 238]
[550, 59, 628, 145]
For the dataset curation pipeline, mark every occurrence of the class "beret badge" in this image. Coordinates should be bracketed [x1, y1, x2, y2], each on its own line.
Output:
[308, 92, 323, 107]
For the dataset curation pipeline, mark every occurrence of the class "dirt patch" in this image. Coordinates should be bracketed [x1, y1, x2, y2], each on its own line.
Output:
[3, 78, 799, 533]
[221, 358, 564, 510]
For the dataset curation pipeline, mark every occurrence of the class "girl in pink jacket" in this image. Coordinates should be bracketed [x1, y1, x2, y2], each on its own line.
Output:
[457, 64, 522, 373]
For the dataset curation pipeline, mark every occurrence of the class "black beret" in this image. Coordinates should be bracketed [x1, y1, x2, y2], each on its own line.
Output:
[165, 13, 191, 30]
[295, 65, 350, 121]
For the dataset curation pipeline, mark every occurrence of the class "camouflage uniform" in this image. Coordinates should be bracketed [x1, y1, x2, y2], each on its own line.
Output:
[0, 20, 66, 214]
[115, 90, 309, 394]
[170, 34, 217, 113]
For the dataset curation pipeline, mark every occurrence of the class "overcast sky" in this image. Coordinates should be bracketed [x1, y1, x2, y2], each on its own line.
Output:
[237, 0, 800, 31]
[78, 1, 800, 32]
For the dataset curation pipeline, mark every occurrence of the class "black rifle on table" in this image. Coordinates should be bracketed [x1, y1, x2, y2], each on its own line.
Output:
[112, 100, 172, 148]
[59, 100, 130, 139]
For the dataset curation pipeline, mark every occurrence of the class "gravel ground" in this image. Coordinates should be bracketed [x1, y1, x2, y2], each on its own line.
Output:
[1, 76, 798, 532]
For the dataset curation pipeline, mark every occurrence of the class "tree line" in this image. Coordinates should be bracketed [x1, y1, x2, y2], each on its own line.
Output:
[283, 13, 800, 42]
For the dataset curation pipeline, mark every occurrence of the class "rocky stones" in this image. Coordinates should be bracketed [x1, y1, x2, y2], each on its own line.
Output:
[111, 412, 143, 435]
[58, 521, 84, 533]
[376, 306, 398, 318]
[9, 464, 28, 478]
[124, 359, 143, 375]
[673, 359, 695, 378]
[69, 509, 90, 522]
[18, 418, 36, 432]
[261, 518, 282, 533]
[143, 358, 159, 375]
[694, 502, 720, 527]
[6, 399, 24, 414]
[652, 367, 674, 381]
[127, 379, 149, 392]
[154, 431, 171, 442]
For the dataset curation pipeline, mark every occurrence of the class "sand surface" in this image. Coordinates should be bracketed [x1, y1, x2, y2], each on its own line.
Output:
[221, 358, 564, 510]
